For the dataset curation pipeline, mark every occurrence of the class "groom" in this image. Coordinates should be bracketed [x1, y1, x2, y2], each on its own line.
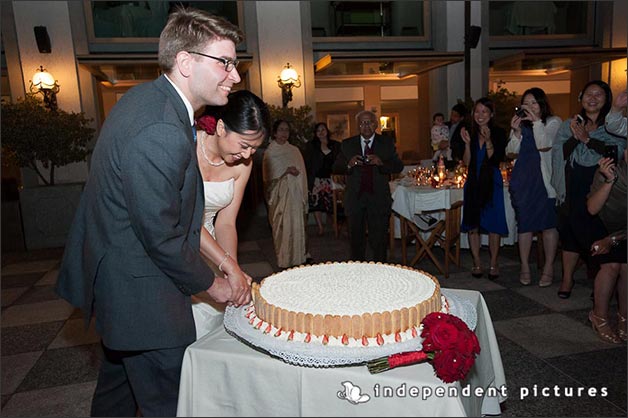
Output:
[56, 7, 247, 417]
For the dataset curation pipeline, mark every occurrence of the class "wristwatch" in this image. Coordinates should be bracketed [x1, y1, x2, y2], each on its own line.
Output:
[610, 236, 619, 247]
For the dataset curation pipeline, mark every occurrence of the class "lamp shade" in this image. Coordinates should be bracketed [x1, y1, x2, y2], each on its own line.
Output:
[279, 65, 299, 85]
[32, 68, 56, 90]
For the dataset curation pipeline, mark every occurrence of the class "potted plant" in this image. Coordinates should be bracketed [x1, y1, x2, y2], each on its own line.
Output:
[1, 95, 95, 249]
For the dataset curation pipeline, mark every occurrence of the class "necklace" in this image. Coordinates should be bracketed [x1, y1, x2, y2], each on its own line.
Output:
[200, 135, 225, 167]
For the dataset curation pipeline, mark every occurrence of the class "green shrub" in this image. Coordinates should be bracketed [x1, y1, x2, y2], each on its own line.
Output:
[1, 96, 94, 185]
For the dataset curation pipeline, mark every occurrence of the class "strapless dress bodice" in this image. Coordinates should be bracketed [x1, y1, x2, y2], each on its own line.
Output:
[193, 177, 235, 340]
[203, 178, 235, 237]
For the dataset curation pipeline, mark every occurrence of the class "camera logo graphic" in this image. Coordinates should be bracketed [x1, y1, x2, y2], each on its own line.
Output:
[337, 381, 371, 405]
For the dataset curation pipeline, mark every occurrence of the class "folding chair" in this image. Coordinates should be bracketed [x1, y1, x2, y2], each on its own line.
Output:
[401, 200, 463, 278]
[434, 200, 463, 278]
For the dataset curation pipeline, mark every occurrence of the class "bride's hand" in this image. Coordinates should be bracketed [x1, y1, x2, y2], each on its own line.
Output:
[221, 259, 252, 306]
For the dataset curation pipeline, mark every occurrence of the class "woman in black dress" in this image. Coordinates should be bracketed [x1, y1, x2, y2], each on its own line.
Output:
[305, 122, 341, 235]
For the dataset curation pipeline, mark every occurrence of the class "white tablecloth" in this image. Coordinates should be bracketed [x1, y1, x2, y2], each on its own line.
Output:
[178, 288, 507, 417]
[390, 181, 516, 248]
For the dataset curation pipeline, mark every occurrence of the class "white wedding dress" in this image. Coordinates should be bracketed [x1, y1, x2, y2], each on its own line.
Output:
[191, 178, 235, 339]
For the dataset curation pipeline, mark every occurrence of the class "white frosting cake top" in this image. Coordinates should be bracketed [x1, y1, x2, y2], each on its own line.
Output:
[259, 263, 436, 316]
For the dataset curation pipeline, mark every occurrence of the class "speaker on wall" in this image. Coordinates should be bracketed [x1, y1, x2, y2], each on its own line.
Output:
[34, 26, 51, 53]
[467, 26, 482, 49]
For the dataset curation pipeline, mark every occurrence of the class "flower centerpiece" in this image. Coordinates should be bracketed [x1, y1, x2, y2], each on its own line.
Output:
[367, 312, 480, 383]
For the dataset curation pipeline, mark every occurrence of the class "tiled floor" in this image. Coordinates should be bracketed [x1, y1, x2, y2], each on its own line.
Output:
[1, 209, 626, 417]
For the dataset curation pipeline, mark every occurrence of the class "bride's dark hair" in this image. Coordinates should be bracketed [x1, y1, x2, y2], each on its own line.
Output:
[201, 90, 271, 140]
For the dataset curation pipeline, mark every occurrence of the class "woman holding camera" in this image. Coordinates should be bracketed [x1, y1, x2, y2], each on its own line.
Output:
[585, 89, 627, 343]
[586, 152, 627, 343]
[507, 88, 562, 287]
[551, 80, 625, 299]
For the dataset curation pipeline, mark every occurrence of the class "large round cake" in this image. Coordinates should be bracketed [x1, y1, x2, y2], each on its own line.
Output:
[250, 262, 441, 345]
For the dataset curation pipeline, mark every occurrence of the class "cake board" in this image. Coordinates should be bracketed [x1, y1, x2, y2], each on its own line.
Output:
[223, 289, 476, 368]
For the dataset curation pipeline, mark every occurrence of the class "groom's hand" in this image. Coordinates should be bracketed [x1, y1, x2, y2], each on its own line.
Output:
[206, 277, 232, 304]
[221, 259, 252, 306]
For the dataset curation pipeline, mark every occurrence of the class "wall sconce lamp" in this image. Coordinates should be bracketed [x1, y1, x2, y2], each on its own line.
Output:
[30, 66, 60, 111]
[379, 116, 390, 130]
[277, 63, 301, 108]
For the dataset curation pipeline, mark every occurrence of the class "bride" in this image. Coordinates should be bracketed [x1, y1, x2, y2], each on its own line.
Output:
[192, 90, 271, 339]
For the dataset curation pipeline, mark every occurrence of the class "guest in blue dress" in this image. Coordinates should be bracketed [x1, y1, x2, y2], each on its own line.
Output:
[506, 88, 562, 287]
[461, 97, 508, 280]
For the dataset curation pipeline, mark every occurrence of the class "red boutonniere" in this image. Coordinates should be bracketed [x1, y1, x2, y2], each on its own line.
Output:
[367, 312, 480, 384]
[196, 115, 217, 135]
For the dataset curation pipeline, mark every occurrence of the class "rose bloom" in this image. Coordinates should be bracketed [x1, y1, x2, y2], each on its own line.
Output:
[456, 330, 481, 355]
[432, 350, 468, 383]
[422, 320, 460, 351]
[196, 115, 217, 135]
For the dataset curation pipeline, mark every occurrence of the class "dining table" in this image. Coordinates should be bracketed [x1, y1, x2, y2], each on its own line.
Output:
[177, 288, 507, 417]
[390, 179, 517, 249]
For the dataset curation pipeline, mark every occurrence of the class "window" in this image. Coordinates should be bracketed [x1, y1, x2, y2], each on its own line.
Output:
[89, 1, 239, 39]
[311, 1, 425, 38]
[489, 1, 590, 37]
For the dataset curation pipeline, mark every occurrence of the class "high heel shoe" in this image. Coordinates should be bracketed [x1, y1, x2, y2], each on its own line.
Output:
[557, 281, 574, 299]
[471, 266, 483, 278]
[538, 273, 553, 288]
[617, 313, 627, 342]
[519, 271, 531, 286]
[488, 266, 499, 280]
[589, 311, 622, 344]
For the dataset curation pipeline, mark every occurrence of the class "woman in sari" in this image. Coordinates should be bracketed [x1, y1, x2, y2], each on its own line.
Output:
[263, 120, 310, 268]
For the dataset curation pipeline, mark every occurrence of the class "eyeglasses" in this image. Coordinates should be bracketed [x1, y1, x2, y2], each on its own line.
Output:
[188, 51, 239, 72]
[359, 120, 375, 127]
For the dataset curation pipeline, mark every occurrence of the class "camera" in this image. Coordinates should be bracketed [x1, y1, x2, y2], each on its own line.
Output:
[358, 155, 369, 164]
[604, 145, 618, 165]
[514, 106, 526, 118]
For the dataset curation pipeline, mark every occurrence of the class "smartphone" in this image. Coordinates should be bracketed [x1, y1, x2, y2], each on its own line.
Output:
[603, 144, 618, 164]
[514, 106, 526, 118]
[576, 114, 585, 125]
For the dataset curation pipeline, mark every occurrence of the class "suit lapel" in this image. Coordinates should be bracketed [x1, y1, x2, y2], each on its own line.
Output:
[154, 75, 195, 145]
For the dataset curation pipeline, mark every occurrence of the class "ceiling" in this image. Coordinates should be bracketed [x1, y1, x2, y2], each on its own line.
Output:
[76, 46, 625, 88]
[313, 51, 464, 82]
[490, 46, 627, 72]
[77, 53, 252, 87]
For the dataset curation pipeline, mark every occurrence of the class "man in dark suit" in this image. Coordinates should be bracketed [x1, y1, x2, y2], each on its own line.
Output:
[55, 8, 248, 417]
[333, 110, 404, 262]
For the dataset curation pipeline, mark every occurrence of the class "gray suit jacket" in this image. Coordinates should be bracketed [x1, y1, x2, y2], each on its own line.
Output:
[56, 75, 215, 351]
[332, 134, 404, 214]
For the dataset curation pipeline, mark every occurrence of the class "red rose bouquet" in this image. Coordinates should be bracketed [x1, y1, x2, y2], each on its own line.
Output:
[196, 115, 217, 135]
[367, 312, 480, 383]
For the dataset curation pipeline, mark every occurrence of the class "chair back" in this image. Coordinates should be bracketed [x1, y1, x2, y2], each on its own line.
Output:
[444, 201, 463, 243]
[438, 200, 463, 277]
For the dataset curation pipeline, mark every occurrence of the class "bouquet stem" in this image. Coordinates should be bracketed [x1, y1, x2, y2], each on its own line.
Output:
[367, 351, 429, 374]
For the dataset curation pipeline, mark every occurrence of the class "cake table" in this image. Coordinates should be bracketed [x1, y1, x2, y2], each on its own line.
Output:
[177, 288, 507, 417]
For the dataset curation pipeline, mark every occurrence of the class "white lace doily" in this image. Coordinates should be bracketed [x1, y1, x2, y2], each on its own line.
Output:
[223, 289, 476, 368]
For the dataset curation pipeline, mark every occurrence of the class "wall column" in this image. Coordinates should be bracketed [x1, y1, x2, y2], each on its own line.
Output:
[7, 1, 87, 185]
[255, 1, 308, 109]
